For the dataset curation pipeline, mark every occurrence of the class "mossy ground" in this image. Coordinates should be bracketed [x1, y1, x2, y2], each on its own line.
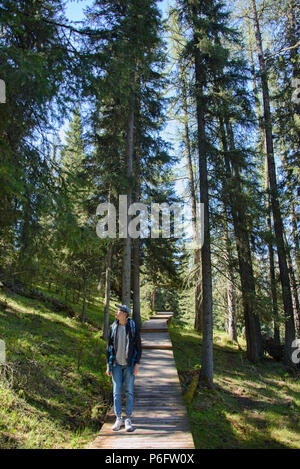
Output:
[0, 287, 117, 449]
[169, 324, 300, 449]
[1, 290, 299, 449]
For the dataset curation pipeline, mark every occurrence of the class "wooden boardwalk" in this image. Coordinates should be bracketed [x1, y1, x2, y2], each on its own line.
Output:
[89, 312, 195, 449]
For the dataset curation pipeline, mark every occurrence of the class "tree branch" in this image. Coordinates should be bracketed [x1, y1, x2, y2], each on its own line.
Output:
[266, 41, 300, 60]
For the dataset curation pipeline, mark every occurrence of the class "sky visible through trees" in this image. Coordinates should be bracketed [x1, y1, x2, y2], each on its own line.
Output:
[0, 0, 299, 450]
[63, 0, 186, 198]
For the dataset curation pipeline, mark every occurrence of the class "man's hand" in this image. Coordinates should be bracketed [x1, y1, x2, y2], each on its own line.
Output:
[133, 363, 139, 376]
[106, 365, 112, 377]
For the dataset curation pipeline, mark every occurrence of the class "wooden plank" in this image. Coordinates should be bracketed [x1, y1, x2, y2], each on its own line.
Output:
[154, 315, 174, 318]
[142, 345, 173, 350]
[143, 318, 169, 324]
[102, 418, 191, 428]
[92, 440, 195, 450]
[141, 331, 173, 349]
[156, 311, 175, 315]
[141, 332, 170, 339]
[142, 323, 168, 330]
[150, 316, 172, 320]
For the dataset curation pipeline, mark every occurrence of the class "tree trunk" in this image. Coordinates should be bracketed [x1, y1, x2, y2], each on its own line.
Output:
[82, 276, 87, 323]
[249, 22, 280, 345]
[122, 75, 135, 307]
[265, 163, 281, 346]
[103, 241, 112, 340]
[194, 257, 203, 332]
[97, 273, 104, 293]
[179, 56, 203, 332]
[193, 8, 213, 386]
[219, 121, 238, 343]
[250, 0, 296, 366]
[220, 117, 263, 362]
[291, 202, 300, 304]
[65, 285, 68, 302]
[291, 202, 300, 338]
[282, 157, 300, 338]
[223, 205, 237, 342]
[132, 78, 142, 331]
[284, 232, 300, 338]
[132, 237, 141, 330]
[151, 285, 157, 312]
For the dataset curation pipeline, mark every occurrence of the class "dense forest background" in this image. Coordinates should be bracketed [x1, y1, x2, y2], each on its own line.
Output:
[0, 0, 299, 449]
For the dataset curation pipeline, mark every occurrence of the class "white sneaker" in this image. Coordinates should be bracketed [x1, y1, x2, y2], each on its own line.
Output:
[112, 416, 124, 431]
[125, 417, 133, 432]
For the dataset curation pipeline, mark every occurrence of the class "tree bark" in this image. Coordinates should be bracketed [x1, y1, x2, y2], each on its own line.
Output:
[291, 202, 300, 303]
[250, 0, 296, 366]
[192, 6, 213, 386]
[82, 275, 87, 323]
[179, 56, 203, 332]
[132, 237, 141, 330]
[132, 75, 142, 331]
[151, 285, 157, 312]
[103, 241, 112, 340]
[265, 164, 281, 346]
[291, 202, 300, 338]
[282, 157, 300, 338]
[219, 121, 238, 343]
[223, 206, 237, 342]
[284, 232, 300, 338]
[248, 22, 280, 345]
[220, 118, 263, 362]
[122, 74, 135, 306]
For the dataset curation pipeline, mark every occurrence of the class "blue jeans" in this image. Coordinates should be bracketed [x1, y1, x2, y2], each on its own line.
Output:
[111, 363, 135, 418]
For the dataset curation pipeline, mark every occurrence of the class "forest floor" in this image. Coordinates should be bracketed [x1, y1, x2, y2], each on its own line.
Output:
[1, 286, 299, 449]
[0, 286, 118, 449]
[169, 324, 300, 449]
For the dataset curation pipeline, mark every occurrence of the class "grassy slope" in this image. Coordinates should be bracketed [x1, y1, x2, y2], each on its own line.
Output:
[169, 324, 300, 449]
[1, 287, 299, 450]
[0, 287, 118, 449]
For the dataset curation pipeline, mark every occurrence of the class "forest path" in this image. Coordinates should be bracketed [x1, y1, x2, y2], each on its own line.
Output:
[89, 312, 195, 449]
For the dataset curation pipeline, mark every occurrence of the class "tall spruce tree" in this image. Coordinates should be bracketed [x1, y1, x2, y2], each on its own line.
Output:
[0, 0, 71, 284]
[249, 0, 296, 366]
[167, 10, 203, 332]
[173, 0, 267, 365]
[174, 0, 243, 384]
[85, 0, 173, 324]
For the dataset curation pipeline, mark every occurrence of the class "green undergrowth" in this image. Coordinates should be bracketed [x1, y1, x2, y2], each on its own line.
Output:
[0, 287, 115, 449]
[169, 323, 300, 449]
[34, 283, 116, 328]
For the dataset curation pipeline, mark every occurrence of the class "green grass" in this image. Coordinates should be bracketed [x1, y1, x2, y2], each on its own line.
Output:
[0, 287, 115, 449]
[0, 284, 150, 449]
[1, 287, 298, 449]
[34, 283, 115, 327]
[169, 324, 300, 449]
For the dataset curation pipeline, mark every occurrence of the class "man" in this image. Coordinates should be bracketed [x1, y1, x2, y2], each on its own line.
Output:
[106, 304, 142, 432]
